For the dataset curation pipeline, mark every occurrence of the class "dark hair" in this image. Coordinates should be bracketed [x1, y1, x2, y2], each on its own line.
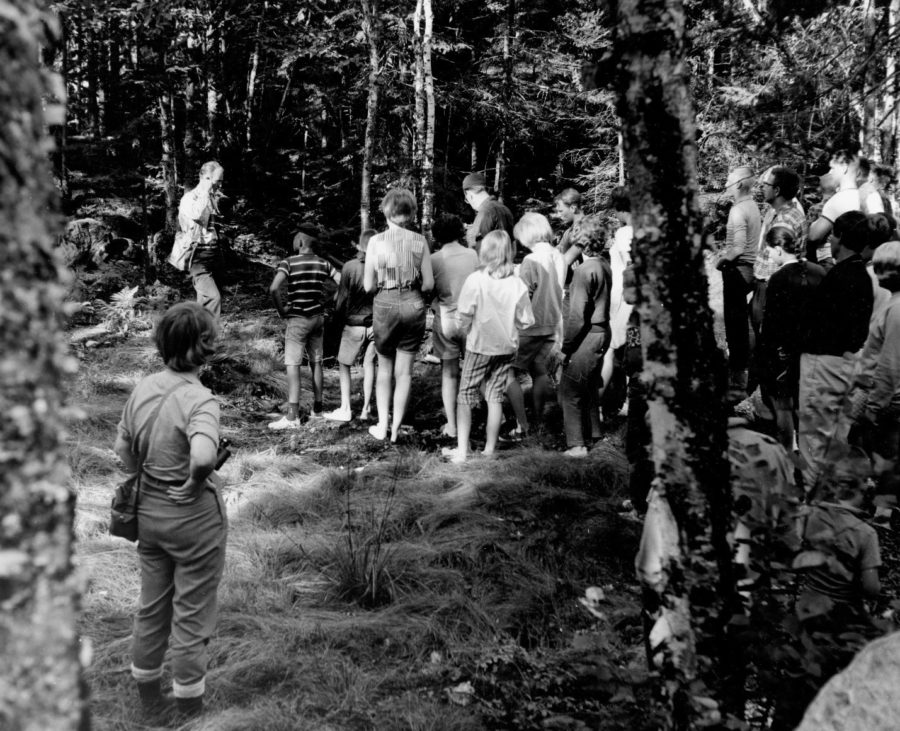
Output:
[432, 213, 465, 244]
[358, 228, 376, 251]
[554, 188, 582, 208]
[833, 210, 871, 253]
[766, 225, 800, 255]
[858, 156, 872, 178]
[570, 214, 609, 256]
[769, 167, 800, 201]
[381, 188, 417, 224]
[873, 163, 895, 188]
[610, 186, 631, 213]
[831, 149, 858, 167]
[155, 302, 217, 372]
[869, 213, 898, 248]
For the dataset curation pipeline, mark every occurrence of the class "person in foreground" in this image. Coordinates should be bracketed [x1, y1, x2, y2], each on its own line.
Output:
[444, 230, 534, 463]
[114, 302, 228, 721]
[364, 188, 434, 442]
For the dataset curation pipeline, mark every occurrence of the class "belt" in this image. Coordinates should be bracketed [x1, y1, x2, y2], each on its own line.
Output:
[380, 285, 417, 292]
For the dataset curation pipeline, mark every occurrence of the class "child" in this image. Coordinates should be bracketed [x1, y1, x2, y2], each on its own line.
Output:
[268, 229, 340, 430]
[429, 213, 479, 438]
[559, 215, 611, 457]
[759, 225, 825, 450]
[444, 230, 534, 463]
[324, 229, 377, 423]
[505, 212, 565, 439]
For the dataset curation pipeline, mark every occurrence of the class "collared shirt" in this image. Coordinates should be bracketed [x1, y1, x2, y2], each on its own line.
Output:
[456, 270, 534, 355]
[369, 226, 427, 290]
[178, 187, 217, 251]
[753, 202, 807, 281]
[276, 253, 339, 318]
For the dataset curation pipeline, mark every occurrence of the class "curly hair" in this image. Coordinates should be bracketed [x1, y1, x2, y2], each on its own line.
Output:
[569, 214, 609, 256]
[155, 302, 218, 372]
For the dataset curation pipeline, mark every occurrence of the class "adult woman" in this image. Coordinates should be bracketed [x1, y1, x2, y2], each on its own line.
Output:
[363, 188, 434, 442]
[114, 302, 227, 720]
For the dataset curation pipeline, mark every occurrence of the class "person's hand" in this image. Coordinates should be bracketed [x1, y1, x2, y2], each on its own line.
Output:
[715, 256, 728, 271]
[167, 477, 202, 504]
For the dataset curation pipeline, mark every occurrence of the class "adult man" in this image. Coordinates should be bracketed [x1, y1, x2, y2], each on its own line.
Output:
[750, 166, 805, 373]
[718, 166, 760, 399]
[807, 150, 862, 250]
[178, 161, 225, 320]
[553, 188, 586, 271]
[462, 172, 514, 253]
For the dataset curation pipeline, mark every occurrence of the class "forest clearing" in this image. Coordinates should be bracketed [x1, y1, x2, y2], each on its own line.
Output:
[10, 0, 900, 729]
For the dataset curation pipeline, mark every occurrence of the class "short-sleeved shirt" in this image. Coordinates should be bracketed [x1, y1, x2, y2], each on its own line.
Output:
[519, 243, 565, 336]
[456, 270, 534, 355]
[466, 198, 514, 251]
[335, 253, 373, 326]
[431, 242, 479, 311]
[116, 369, 219, 489]
[754, 202, 806, 281]
[368, 226, 427, 290]
[821, 188, 861, 223]
[803, 503, 880, 603]
[276, 253, 338, 318]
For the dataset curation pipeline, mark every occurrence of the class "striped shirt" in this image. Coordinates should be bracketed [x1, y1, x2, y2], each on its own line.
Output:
[368, 226, 427, 290]
[276, 253, 338, 317]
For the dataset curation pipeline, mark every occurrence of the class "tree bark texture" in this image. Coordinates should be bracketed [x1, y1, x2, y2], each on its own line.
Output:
[420, 0, 435, 241]
[611, 0, 732, 726]
[861, 0, 881, 160]
[159, 89, 178, 234]
[359, 0, 380, 232]
[0, 2, 87, 729]
[413, 0, 425, 199]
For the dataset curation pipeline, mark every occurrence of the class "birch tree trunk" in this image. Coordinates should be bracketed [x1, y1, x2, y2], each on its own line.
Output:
[421, 0, 435, 240]
[611, 0, 733, 726]
[413, 0, 425, 205]
[883, 0, 900, 165]
[159, 89, 179, 234]
[861, 0, 881, 160]
[359, 0, 380, 232]
[1, 2, 88, 728]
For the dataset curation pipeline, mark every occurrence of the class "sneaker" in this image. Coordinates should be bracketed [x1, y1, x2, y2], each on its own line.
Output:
[323, 407, 352, 423]
[368, 424, 388, 441]
[563, 446, 588, 458]
[498, 427, 527, 444]
[441, 446, 467, 464]
[268, 415, 301, 431]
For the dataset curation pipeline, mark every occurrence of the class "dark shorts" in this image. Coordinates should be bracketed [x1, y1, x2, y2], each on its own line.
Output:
[432, 309, 466, 360]
[373, 289, 426, 357]
[512, 334, 555, 373]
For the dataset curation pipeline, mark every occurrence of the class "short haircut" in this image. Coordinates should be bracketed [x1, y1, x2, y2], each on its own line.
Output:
[513, 212, 554, 248]
[727, 166, 755, 192]
[570, 214, 609, 256]
[199, 161, 223, 179]
[432, 213, 465, 245]
[381, 188, 417, 224]
[480, 230, 515, 279]
[872, 240, 900, 287]
[766, 224, 800, 255]
[869, 213, 898, 248]
[462, 173, 487, 192]
[358, 228, 376, 251]
[831, 149, 858, 167]
[769, 166, 801, 201]
[293, 229, 317, 251]
[833, 210, 871, 253]
[873, 163, 895, 188]
[554, 188, 582, 209]
[155, 302, 217, 373]
[610, 186, 631, 213]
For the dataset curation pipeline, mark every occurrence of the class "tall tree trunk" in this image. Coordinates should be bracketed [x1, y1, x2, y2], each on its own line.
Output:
[496, 0, 515, 200]
[883, 0, 900, 164]
[1, 2, 88, 728]
[413, 0, 425, 204]
[159, 89, 178, 234]
[205, 24, 221, 156]
[86, 20, 99, 137]
[421, 0, 435, 241]
[105, 20, 119, 132]
[611, 0, 733, 727]
[360, 0, 380, 232]
[245, 3, 266, 153]
[861, 0, 881, 159]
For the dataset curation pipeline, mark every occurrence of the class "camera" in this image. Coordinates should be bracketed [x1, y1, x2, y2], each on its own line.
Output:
[215, 437, 233, 470]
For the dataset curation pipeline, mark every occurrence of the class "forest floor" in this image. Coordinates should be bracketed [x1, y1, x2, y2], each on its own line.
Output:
[65, 263, 653, 731]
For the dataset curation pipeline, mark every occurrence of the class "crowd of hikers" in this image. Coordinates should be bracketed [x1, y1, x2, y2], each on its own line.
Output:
[117, 151, 900, 723]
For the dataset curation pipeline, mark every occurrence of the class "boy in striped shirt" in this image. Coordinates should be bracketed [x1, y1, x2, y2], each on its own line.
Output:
[268, 230, 340, 429]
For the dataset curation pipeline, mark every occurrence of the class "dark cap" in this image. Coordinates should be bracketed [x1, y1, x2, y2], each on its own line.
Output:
[462, 173, 487, 190]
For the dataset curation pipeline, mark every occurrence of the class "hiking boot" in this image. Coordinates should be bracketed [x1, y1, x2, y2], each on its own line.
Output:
[268, 415, 301, 431]
[323, 407, 352, 422]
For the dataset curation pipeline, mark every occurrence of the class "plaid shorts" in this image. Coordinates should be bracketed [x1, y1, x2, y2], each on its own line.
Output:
[458, 352, 514, 405]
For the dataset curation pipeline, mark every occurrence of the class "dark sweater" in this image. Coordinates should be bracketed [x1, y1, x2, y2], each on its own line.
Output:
[563, 256, 611, 355]
[803, 254, 873, 356]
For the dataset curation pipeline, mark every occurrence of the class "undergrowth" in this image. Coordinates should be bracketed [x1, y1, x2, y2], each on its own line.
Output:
[68, 303, 647, 730]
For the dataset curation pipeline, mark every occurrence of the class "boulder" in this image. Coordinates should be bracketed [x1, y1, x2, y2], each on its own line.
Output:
[797, 630, 900, 730]
[60, 217, 113, 266]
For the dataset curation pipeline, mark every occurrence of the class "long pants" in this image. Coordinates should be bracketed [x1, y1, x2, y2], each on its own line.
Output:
[559, 329, 608, 448]
[131, 487, 227, 699]
[190, 258, 221, 321]
[798, 353, 854, 492]
[626, 375, 652, 513]
[722, 263, 754, 371]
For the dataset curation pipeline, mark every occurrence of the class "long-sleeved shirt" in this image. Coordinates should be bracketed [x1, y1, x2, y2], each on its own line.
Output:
[803, 254, 873, 356]
[456, 270, 534, 355]
[863, 292, 900, 417]
[761, 259, 825, 359]
[334, 252, 373, 326]
[466, 198, 514, 251]
[563, 256, 611, 355]
[519, 242, 564, 337]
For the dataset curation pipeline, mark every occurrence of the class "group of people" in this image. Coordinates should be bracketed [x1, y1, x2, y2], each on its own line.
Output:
[262, 173, 634, 462]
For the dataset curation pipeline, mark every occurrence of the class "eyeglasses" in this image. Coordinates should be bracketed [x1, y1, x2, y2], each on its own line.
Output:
[760, 181, 775, 187]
